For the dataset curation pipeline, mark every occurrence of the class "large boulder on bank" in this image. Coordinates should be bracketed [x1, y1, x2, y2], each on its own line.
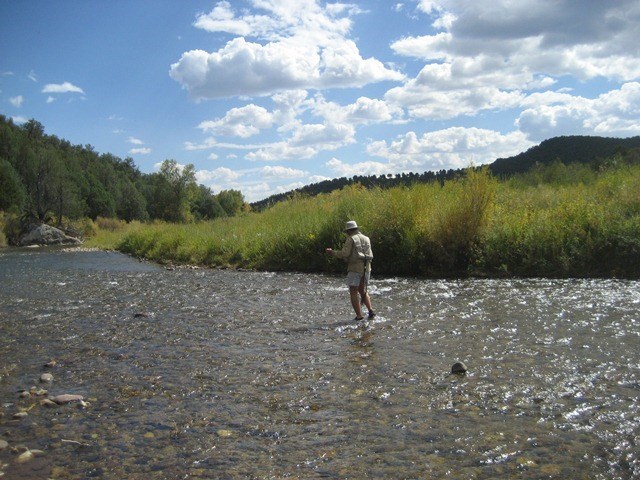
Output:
[19, 224, 82, 247]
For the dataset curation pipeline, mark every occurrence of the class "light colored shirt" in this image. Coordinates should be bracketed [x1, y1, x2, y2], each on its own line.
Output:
[333, 232, 373, 274]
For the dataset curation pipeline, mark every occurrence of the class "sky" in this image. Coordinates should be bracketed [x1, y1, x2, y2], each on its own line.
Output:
[2, 1, 640, 202]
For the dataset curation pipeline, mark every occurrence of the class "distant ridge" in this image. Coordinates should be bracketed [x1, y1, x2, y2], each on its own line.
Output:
[489, 135, 640, 176]
[251, 135, 640, 211]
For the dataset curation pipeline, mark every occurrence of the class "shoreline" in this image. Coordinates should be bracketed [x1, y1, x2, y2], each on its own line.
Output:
[3, 244, 638, 281]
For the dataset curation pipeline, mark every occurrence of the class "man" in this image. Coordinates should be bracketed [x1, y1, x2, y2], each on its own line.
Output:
[325, 220, 375, 320]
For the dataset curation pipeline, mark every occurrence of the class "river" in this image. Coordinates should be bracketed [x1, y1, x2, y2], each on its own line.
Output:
[0, 248, 639, 479]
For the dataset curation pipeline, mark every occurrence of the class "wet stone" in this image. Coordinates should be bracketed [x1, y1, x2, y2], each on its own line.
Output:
[50, 394, 84, 404]
[40, 373, 54, 383]
[451, 362, 468, 374]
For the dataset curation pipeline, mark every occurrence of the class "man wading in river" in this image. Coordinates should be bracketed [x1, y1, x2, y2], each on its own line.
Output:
[325, 220, 375, 321]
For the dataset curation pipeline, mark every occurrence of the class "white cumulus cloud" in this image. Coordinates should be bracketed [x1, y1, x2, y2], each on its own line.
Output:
[198, 104, 274, 138]
[387, 0, 640, 121]
[129, 147, 151, 155]
[170, 1, 403, 99]
[367, 127, 533, 171]
[517, 82, 640, 140]
[41, 82, 85, 94]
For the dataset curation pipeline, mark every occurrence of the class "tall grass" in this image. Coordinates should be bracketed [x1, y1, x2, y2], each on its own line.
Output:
[84, 164, 640, 278]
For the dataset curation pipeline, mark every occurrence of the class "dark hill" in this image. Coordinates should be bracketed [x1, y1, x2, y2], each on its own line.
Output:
[489, 135, 640, 176]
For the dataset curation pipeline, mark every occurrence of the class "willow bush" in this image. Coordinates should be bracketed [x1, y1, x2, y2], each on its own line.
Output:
[85, 163, 640, 278]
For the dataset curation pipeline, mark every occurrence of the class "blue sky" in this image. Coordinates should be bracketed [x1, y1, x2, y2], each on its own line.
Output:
[2, 1, 639, 202]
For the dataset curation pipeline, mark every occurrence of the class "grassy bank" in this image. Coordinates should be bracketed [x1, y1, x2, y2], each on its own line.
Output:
[84, 162, 640, 278]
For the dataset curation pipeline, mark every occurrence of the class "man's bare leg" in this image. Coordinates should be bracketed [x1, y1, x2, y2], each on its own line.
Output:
[349, 286, 363, 319]
[358, 279, 374, 317]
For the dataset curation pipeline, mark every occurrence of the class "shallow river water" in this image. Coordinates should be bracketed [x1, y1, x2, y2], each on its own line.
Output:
[0, 248, 639, 479]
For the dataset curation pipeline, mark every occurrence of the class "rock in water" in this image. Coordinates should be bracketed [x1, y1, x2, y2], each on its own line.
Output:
[50, 394, 84, 404]
[451, 362, 468, 374]
[19, 224, 82, 246]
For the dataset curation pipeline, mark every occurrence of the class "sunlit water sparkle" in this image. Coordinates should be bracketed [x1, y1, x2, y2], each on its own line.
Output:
[0, 248, 639, 479]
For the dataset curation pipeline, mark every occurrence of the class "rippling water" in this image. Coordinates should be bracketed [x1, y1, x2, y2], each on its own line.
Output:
[1, 248, 639, 479]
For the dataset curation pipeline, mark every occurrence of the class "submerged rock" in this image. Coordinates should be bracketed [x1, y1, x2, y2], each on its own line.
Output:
[50, 394, 84, 404]
[40, 373, 53, 383]
[19, 224, 82, 247]
[451, 362, 468, 374]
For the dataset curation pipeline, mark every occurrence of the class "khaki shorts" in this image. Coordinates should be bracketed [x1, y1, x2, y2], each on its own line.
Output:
[346, 271, 370, 287]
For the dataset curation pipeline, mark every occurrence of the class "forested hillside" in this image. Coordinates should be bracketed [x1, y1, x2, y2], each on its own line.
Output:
[0, 115, 245, 226]
[251, 135, 640, 210]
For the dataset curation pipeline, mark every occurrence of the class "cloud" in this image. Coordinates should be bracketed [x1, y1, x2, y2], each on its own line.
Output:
[517, 82, 640, 140]
[170, 1, 404, 99]
[46, 96, 56, 104]
[198, 104, 274, 138]
[9, 95, 24, 108]
[367, 126, 533, 171]
[28, 70, 37, 82]
[387, 0, 640, 120]
[41, 82, 85, 94]
[326, 157, 390, 177]
[193, 1, 254, 36]
[312, 95, 403, 124]
[259, 165, 306, 179]
[246, 121, 355, 161]
[128, 137, 145, 145]
[196, 167, 241, 183]
[129, 147, 152, 155]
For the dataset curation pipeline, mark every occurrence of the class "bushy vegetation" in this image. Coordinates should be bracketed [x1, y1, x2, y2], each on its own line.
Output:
[86, 157, 640, 278]
[0, 115, 246, 243]
[3, 114, 639, 278]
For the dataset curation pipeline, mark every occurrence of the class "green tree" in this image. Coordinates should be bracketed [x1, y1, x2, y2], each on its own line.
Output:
[0, 157, 26, 211]
[149, 160, 198, 222]
[192, 184, 226, 220]
[217, 189, 245, 216]
[117, 178, 149, 221]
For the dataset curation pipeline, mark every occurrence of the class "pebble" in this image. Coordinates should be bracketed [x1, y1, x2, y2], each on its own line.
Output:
[0, 439, 8, 450]
[40, 399, 58, 408]
[451, 362, 468, 374]
[44, 360, 57, 368]
[16, 450, 34, 463]
[40, 373, 54, 383]
[12, 412, 28, 420]
[50, 394, 84, 404]
[217, 429, 233, 437]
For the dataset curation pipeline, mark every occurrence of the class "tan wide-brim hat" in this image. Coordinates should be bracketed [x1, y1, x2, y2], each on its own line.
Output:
[344, 220, 358, 231]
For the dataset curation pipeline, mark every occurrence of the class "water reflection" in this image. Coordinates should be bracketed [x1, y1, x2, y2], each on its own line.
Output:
[0, 248, 639, 479]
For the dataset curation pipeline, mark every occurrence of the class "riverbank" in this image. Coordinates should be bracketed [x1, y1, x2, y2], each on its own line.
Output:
[83, 164, 640, 278]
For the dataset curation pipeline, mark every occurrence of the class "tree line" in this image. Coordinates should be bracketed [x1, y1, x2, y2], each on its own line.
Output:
[0, 116, 245, 227]
[250, 134, 640, 211]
